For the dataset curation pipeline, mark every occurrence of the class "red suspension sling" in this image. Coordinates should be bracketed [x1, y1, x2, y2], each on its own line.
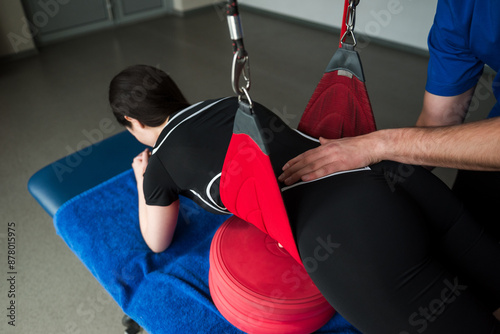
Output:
[220, 0, 301, 264]
[298, 0, 376, 139]
[220, 0, 377, 265]
[211, 2, 376, 332]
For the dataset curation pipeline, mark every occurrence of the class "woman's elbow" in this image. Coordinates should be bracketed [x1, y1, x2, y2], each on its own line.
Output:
[143, 203, 179, 253]
[146, 237, 173, 253]
[150, 245, 167, 253]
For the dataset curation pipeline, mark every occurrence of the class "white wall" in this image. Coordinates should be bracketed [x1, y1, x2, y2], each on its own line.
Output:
[238, 0, 437, 52]
[0, 0, 37, 58]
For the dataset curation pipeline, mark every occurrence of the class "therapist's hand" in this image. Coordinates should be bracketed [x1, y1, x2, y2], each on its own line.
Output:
[132, 148, 151, 184]
[279, 135, 378, 185]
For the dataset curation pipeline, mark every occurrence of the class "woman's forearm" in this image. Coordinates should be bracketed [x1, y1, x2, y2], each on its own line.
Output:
[131, 149, 179, 253]
[136, 182, 180, 253]
[136, 180, 150, 241]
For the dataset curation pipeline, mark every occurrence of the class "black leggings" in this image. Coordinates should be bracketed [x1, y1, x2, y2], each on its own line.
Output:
[283, 161, 500, 334]
[453, 169, 500, 242]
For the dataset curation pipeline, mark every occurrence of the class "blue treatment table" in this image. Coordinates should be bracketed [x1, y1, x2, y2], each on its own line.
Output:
[27, 130, 358, 334]
[28, 131, 148, 333]
[28, 131, 147, 217]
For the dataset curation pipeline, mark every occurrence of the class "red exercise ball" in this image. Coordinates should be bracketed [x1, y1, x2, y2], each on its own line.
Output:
[209, 216, 335, 334]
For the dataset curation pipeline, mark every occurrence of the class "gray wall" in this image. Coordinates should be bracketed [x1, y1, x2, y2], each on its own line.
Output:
[0, 0, 37, 58]
[238, 0, 438, 52]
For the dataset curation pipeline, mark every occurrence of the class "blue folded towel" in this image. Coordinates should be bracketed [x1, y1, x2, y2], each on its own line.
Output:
[54, 169, 360, 334]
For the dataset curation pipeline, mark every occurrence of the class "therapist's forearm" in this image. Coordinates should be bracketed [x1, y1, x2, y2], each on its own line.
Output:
[374, 117, 500, 171]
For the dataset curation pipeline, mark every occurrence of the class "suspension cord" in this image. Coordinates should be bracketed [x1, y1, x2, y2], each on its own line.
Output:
[226, 0, 252, 105]
[227, 0, 246, 58]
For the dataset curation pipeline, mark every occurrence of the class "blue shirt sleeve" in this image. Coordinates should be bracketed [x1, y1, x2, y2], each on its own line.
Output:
[425, 0, 484, 97]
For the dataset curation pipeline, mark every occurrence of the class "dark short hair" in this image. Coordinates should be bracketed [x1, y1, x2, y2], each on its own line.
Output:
[109, 65, 190, 127]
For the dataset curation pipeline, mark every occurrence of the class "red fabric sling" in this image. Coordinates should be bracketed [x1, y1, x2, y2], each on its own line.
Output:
[299, 0, 375, 139]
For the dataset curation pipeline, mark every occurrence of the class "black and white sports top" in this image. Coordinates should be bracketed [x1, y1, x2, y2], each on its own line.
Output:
[143, 97, 236, 214]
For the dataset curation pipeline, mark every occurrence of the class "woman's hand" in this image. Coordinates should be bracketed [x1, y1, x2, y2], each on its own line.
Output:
[132, 149, 151, 184]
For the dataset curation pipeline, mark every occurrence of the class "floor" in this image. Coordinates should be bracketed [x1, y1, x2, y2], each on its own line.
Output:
[0, 6, 495, 334]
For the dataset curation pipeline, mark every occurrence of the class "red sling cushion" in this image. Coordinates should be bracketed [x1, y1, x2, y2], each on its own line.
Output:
[298, 71, 376, 140]
[220, 132, 302, 264]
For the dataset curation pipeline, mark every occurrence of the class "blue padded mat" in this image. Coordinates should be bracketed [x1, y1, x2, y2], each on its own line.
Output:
[53, 168, 360, 334]
[28, 131, 147, 217]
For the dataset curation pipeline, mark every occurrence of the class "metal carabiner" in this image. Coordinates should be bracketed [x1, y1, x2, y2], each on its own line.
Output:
[340, 0, 358, 47]
[340, 28, 357, 48]
[238, 86, 253, 109]
[231, 49, 251, 96]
